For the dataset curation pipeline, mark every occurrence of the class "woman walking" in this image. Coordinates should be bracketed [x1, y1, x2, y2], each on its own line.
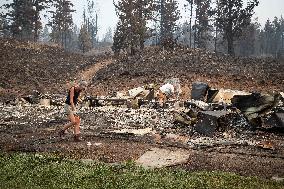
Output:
[59, 80, 87, 142]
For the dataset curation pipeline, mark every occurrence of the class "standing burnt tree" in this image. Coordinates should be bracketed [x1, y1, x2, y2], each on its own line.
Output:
[112, 20, 126, 54]
[32, 0, 52, 42]
[159, 0, 180, 48]
[234, 20, 260, 56]
[193, 0, 211, 49]
[185, 0, 194, 47]
[214, 0, 259, 56]
[85, 0, 98, 48]
[258, 17, 284, 58]
[112, 0, 156, 55]
[49, 0, 75, 49]
[1, 0, 51, 41]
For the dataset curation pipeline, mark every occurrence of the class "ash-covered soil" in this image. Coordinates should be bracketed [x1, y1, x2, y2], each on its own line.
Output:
[1, 39, 284, 180]
[92, 47, 284, 99]
[1, 104, 284, 179]
[0, 38, 108, 102]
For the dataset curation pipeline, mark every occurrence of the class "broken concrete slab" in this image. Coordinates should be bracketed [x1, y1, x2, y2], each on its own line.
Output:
[191, 82, 209, 101]
[232, 93, 281, 121]
[135, 148, 190, 168]
[128, 87, 145, 98]
[194, 111, 247, 136]
[195, 111, 228, 137]
[210, 88, 250, 104]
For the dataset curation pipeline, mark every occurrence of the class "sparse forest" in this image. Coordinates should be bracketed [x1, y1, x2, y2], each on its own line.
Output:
[0, 0, 283, 57]
[111, 0, 284, 57]
[0, 0, 100, 52]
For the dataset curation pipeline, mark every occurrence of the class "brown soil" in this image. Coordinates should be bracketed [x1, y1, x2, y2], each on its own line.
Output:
[0, 38, 110, 102]
[1, 124, 284, 179]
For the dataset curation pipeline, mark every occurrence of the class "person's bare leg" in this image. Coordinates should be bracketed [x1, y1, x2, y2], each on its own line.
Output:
[59, 113, 76, 137]
[73, 116, 81, 142]
[74, 116, 80, 135]
[63, 114, 76, 130]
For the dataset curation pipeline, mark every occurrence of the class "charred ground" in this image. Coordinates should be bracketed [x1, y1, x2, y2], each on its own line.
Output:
[0, 39, 284, 180]
[0, 38, 108, 102]
[1, 38, 283, 101]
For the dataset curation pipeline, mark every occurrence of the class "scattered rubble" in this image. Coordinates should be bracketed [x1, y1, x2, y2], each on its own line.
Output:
[1, 80, 283, 139]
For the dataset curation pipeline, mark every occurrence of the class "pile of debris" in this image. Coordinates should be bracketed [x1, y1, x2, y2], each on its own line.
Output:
[177, 82, 284, 137]
[88, 80, 284, 138]
[3, 79, 283, 139]
[0, 79, 283, 154]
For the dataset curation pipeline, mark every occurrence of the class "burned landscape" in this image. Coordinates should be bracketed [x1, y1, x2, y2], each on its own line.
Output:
[0, 38, 284, 180]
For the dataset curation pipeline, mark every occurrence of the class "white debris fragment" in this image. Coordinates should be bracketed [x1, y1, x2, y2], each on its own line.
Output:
[113, 127, 153, 136]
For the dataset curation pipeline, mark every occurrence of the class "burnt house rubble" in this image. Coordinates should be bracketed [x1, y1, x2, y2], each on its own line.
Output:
[2, 80, 283, 141]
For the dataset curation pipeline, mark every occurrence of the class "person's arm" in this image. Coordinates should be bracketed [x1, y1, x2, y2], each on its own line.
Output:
[69, 87, 76, 111]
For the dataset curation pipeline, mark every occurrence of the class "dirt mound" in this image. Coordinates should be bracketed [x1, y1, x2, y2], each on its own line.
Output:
[92, 47, 284, 99]
[0, 38, 108, 102]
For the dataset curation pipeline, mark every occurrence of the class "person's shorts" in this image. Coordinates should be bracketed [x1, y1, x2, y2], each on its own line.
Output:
[64, 104, 77, 115]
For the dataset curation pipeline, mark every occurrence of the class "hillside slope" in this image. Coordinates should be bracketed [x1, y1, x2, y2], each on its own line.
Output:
[0, 39, 283, 101]
[92, 47, 284, 99]
[0, 38, 105, 101]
